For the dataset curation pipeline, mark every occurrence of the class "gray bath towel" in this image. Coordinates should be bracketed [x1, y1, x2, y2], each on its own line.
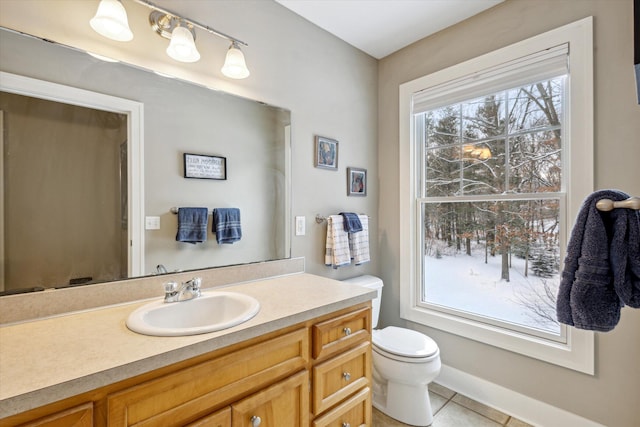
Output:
[556, 190, 640, 331]
[176, 207, 208, 244]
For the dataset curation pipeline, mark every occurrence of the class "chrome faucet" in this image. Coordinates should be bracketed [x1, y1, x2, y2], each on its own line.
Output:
[164, 277, 202, 303]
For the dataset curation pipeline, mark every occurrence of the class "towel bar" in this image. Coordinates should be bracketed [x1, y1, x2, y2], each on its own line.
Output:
[315, 214, 371, 224]
[595, 197, 640, 212]
[170, 207, 212, 215]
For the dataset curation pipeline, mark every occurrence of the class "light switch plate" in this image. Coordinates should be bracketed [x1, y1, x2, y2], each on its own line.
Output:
[145, 216, 161, 230]
[295, 216, 305, 236]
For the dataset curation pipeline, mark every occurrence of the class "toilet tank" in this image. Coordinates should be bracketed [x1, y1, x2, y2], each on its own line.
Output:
[341, 275, 383, 327]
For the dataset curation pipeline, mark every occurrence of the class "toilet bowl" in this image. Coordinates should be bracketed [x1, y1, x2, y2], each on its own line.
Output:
[342, 275, 441, 426]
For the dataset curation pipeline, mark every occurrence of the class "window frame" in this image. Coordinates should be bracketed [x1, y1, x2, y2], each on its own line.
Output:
[399, 17, 594, 374]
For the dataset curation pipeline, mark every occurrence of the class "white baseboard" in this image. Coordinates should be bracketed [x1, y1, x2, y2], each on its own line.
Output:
[436, 364, 605, 427]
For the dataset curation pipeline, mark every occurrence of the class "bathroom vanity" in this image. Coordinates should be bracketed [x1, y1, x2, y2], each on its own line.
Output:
[0, 273, 375, 426]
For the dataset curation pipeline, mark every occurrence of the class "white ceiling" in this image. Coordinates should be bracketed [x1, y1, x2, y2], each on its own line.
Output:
[275, 0, 504, 59]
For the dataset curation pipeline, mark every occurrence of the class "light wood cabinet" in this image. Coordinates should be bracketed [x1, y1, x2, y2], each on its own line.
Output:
[1, 303, 372, 427]
[185, 407, 231, 427]
[312, 307, 371, 361]
[231, 371, 309, 427]
[107, 328, 308, 427]
[17, 403, 93, 427]
[312, 388, 371, 427]
[311, 307, 372, 426]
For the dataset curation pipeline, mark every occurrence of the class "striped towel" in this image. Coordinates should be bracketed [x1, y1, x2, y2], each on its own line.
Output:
[325, 215, 351, 268]
[349, 214, 370, 265]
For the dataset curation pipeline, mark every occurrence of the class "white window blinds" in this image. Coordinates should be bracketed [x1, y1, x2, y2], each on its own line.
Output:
[412, 43, 568, 114]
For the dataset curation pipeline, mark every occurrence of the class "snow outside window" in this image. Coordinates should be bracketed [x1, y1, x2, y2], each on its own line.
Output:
[399, 18, 595, 373]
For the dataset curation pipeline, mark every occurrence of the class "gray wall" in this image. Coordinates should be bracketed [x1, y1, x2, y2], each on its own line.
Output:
[378, 1, 640, 426]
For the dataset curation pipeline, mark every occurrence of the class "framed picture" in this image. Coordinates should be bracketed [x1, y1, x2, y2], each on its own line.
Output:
[183, 153, 227, 180]
[347, 167, 367, 196]
[314, 135, 338, 170]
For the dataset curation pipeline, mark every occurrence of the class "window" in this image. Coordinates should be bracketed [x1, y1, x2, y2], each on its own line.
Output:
[399, 18, 594, 373]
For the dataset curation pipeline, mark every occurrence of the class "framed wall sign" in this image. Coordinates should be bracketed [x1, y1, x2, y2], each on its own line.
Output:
[347, 167, 367, 196]
[183, 153, 227, 180]
[314, 135, 338, 170]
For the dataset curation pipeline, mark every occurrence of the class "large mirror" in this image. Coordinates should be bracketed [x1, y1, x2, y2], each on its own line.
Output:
[0, 27, 291, 295]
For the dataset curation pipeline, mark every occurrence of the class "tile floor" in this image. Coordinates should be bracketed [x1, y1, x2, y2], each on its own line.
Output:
[372, 383, 533, 427]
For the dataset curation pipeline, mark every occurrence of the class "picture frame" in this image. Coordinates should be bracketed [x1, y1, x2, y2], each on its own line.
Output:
[183, 153, 227, 180]
[347, 167, 367, 196]
[314, 135, 339, 170]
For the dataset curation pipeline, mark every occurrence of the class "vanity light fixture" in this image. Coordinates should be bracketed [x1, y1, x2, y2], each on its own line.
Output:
[221, 41, 250, 79]
[90, 0, 250, 78]
[165, 22, 201, 63]
[90, 0, 134, 42]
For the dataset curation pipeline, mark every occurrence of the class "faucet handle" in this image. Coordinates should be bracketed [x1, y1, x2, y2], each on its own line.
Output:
[191, 277, 202, 290]
[164, 281, 178, 293]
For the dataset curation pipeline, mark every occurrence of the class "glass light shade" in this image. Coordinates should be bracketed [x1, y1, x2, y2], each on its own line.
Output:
[166, 26, 200, 63]
[221, 44, 250, 79]
[90, 0, 133, 42]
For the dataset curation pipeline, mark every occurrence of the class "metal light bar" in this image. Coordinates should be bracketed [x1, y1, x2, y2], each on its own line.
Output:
[130, 0, 248, 47]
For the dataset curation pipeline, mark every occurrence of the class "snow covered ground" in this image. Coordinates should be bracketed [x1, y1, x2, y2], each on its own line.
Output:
[424, 248, 561, 335]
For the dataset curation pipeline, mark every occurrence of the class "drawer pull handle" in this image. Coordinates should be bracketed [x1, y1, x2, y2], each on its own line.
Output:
[342, 423, 351, 427]
[250, 415, 262, 427]
[343, 327, 352, 336]
[343, 372, 351, 381]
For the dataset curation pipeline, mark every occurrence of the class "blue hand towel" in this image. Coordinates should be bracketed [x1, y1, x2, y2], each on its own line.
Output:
[556, 190, 638, 331]
[340, 212, 363, 233]
[176, 207, 208, 244]
[213, 208, 242, 244]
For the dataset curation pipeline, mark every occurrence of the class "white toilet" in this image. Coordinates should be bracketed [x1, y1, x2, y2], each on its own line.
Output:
[342, 275, 441, 426]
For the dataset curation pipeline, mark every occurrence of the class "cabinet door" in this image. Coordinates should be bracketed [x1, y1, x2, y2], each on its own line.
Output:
[231, 371, 309, 427]
[312, 342, 370, 415]
[185, 407, 231, 427]
[312, 387, 371, 427]
[312, 307, 371, 361]
[19, 402, 93, 427]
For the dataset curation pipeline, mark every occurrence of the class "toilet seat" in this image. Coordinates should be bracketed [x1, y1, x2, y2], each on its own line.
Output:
[373, 326, 439, 362]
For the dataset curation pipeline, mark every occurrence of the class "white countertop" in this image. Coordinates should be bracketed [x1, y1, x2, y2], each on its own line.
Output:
[0, 273, 375, 418]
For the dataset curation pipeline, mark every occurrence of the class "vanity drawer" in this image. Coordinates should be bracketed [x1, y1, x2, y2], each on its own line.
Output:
[312, 341, 371, 415]
[312, 387, 371, 427]
[107, 328, 308, 427]
[312, 307, 371, 360]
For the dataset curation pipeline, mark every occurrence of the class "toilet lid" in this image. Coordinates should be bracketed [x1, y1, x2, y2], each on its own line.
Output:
[373, 326, 438, 358]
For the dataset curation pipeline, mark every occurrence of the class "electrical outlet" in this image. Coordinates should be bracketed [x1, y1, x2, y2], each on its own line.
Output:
[295, 216, 305, 236]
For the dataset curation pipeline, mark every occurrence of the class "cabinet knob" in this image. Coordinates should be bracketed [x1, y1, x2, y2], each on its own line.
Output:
[250, 415, 261, 427]
[343, 327, 352, 336]
[343, 372, 351, 381]
[342, 423, 351, 427]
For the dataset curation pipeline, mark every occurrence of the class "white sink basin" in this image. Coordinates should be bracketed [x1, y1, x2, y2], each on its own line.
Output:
[126, 291, 260, 336]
